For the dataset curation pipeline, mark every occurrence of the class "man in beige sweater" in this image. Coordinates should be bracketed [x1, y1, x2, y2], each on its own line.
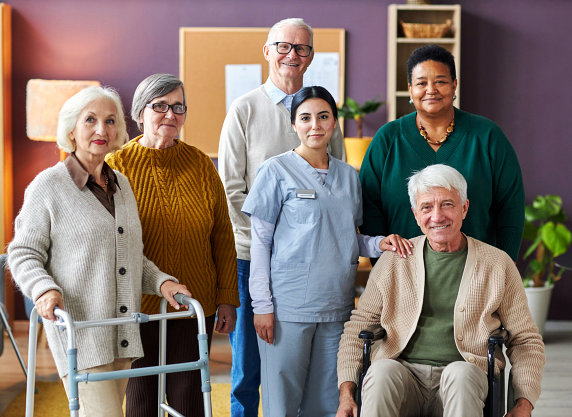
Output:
[336, 164, 544, 417]
[218, 18, 345, 417]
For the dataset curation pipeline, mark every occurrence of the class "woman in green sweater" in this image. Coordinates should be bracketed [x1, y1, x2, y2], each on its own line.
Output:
[360, 44, 524, 261]
[106, 73, 239, 416]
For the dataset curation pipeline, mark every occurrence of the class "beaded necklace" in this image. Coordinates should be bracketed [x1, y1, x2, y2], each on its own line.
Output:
[418, 119, 455, 146]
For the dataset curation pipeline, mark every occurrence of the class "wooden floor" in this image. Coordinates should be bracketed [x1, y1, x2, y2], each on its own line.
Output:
[1, 320, 570, 416]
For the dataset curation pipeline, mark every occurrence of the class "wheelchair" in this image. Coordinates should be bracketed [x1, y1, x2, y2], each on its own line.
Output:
[356, 326, 514, 417]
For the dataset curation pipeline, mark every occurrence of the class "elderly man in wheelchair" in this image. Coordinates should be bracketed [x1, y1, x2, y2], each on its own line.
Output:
[336, 164, 545, 417]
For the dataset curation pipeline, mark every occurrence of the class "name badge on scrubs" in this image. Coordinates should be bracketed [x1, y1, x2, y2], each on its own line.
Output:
[296, 189, 316, 199]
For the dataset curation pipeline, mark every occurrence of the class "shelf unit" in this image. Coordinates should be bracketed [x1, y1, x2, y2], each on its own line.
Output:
[386, 4, 461, 121]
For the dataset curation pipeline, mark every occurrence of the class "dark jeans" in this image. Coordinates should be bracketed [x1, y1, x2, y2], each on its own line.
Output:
[229, 258, 261, 417]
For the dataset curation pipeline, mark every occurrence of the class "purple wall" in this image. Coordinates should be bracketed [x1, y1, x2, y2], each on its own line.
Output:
[6, 0, 572, 319]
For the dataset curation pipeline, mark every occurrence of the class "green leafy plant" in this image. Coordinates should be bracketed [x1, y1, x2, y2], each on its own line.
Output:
[338, 97, 384, 138]
[522, 195, 571, 287]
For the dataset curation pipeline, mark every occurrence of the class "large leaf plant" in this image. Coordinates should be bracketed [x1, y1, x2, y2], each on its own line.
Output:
[522, 195, 571, 287]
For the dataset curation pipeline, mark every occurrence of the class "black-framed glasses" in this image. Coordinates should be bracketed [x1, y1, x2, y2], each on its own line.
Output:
[270, 42, 313, 57]
[145, 102, 187, 115]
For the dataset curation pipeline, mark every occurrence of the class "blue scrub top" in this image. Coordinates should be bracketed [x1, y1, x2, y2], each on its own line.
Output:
[242, 151, 362, 322]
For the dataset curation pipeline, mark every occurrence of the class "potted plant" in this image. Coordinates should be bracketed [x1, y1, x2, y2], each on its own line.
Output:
[338, 97, 384, 169]
[521, 194, 571, 334]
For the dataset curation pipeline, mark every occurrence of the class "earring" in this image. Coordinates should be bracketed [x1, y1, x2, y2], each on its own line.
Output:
[453, 95, 457, 100]
[409, 98, 413, 105]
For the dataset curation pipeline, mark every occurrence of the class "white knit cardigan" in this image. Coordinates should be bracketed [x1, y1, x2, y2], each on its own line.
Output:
[8, 162, 176, 377]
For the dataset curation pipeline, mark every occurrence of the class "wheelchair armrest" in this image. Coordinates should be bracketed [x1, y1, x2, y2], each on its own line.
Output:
[487, 327, 508, 376]
[486, 327, 508, 417]
[488, 328, 508, 347]
[359, 324, 386, 342]
[357, 324, 386, 416]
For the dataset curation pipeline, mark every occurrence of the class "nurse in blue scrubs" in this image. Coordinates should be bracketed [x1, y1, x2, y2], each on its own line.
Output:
[242, 86, 412, 417]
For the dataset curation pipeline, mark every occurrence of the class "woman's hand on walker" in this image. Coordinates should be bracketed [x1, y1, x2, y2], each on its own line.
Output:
[160, 281, 192, 310]
[35, 290, 64, 321]
[380, 234, 413, 258]
[254, 313, 275, 345]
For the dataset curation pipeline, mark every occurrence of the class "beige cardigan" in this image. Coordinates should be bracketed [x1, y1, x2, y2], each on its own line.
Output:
[337, 235, 545, 406]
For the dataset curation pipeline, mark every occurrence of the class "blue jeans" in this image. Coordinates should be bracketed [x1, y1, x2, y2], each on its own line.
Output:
[229, 259, 260, 417]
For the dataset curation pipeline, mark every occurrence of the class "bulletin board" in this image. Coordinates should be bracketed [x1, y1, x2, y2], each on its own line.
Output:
[179, 27, 345, 157]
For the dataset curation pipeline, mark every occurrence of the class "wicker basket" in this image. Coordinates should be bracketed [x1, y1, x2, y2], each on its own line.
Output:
[400, 19, 452, 38]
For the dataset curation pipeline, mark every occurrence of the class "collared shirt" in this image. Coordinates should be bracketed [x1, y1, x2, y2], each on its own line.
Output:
[64, 153, 119, 217]
[263, 78, 295, 111]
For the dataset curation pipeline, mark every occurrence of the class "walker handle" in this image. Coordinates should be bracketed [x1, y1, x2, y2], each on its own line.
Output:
[174, 293, 192, 306]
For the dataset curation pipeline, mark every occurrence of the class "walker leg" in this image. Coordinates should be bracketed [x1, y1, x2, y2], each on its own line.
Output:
[198, 334, 212, 417]
[158, 301, 168, 417]
[25, 309, 39, 417]
[203, 392, 212, 417]
[67, 348, 80, 417]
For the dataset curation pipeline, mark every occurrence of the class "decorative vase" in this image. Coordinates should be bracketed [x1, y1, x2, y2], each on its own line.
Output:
[524, 284, 554, 336]
[344, 137, 372, 170]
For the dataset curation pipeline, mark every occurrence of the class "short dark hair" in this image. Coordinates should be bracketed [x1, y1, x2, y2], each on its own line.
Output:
[407, 44, 456, 84]
[290, 86, 338, 124]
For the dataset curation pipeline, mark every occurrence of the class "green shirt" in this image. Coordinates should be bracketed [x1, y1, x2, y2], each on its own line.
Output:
[400, 241, 467, 366]
[359, 108, 524, 261]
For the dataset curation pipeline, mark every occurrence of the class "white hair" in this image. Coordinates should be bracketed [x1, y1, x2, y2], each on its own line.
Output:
[407, 164, 467, 207]
[266, 18, 313, 46]
[57, 86, 128, 153]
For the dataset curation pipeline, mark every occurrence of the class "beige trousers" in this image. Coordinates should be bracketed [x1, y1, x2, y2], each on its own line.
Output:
[361, 359, 488, 417]
[62, 358, 132, 417]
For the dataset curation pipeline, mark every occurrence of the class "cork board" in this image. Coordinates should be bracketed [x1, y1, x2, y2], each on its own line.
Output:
[179, 27, 345, 157]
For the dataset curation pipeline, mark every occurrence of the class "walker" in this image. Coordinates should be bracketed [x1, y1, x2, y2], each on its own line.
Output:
[25, 294, 212, 417]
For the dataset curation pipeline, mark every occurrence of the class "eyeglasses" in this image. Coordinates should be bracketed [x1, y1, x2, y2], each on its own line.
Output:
[269, 42, 313, 57]
[145, 102, 187, 115]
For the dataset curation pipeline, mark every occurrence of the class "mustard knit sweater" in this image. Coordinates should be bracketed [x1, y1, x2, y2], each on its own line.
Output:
[106, 136, 239, 316]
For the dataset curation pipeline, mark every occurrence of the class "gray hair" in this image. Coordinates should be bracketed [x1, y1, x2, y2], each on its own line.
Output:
[407, 164, 467, 207]
[131, 73, 186, 132]
[266, 18, 313, 46]
[57, 86, 128, 153]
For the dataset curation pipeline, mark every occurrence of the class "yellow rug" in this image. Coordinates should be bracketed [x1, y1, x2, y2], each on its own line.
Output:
[2, 381, 262, 416]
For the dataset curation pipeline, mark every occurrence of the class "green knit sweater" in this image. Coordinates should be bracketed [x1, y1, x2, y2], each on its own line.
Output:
[106, 136, 239, 316]
[359, 108, 524, 261]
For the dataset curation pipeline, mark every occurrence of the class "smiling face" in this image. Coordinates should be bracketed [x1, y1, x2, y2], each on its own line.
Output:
[292, 98, 337, 152]
[263, 25, 313, 90]
[412, 186, 469, 252]
[139, 87, 185, 145]
[408, 60, 457, 117]
[71, 97, 118, 163]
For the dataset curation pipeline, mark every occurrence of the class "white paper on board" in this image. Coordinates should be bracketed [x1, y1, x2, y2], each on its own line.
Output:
[303, 52, 340, 103]
[225, 64, 262, 112]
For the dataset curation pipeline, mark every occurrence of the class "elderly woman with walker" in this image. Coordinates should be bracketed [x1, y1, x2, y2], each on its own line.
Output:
[8, 86, 190, 417]
[106, 73, 239, 416]
[242, 86, 412, 416]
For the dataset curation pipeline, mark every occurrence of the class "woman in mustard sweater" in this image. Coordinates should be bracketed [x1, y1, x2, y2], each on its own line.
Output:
[106, 73, 239, 416]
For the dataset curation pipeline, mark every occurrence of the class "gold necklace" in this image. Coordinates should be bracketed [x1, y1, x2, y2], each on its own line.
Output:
[418, 119, 455, 146]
